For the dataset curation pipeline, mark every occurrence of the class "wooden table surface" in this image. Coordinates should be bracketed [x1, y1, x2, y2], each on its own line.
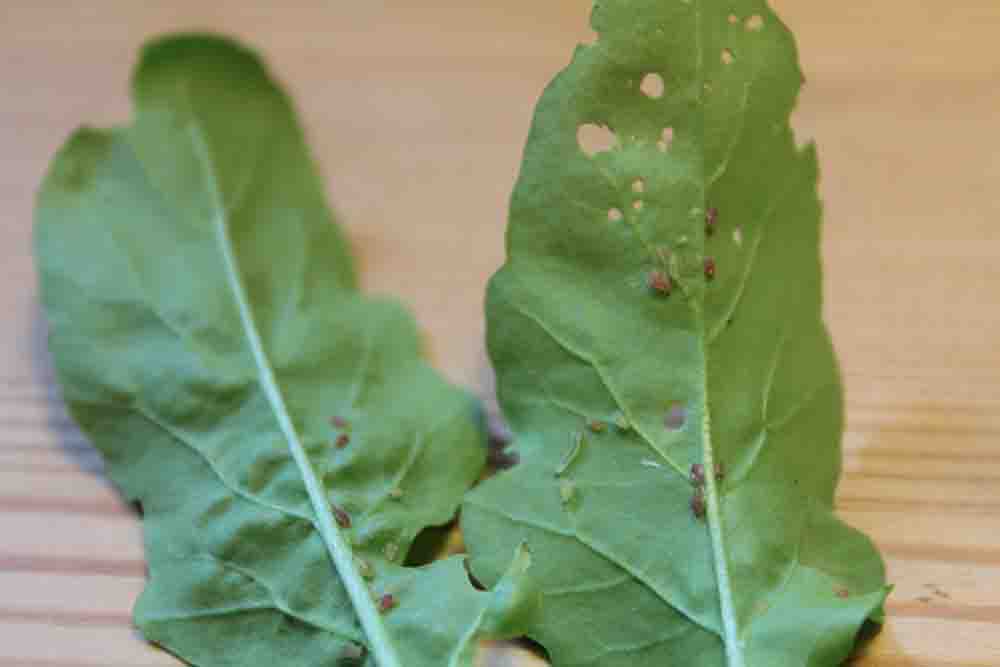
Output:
[2, 2, 998, 665]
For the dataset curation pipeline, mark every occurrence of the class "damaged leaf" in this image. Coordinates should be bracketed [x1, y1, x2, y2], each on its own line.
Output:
[464, 2, 889, 666]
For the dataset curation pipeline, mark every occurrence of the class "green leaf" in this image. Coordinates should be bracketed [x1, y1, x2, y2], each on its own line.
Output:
[463, 3, 889, 666]
[35, 34, 535, 667]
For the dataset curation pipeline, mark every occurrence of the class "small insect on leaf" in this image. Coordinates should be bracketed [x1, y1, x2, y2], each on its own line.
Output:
[836, 588, 851, 599]
[587, 419, 607, 433]
[704, 257, 717, 281]
[332, 504, 352, 529]
[487, 443, 521, 470]
[559, 479, 576, 505]
[690, 488, 706, 520]
[555, 433, 585, 477]
[356, 557, 375, 581]
[665, 402, 687, 431]
[689, 463, 706, 486]
[714, 461, 725, 482]
[338, 642, 367, 665]
[705, 207, 719, 236]
[613, 411, 632, 431]
[378, 594, 398, 614]
[335, 433, 351, 449]
[647, 269, 672, 296]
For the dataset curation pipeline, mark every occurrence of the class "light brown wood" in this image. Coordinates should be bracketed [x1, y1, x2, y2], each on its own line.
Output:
[2, 1, 998, 665]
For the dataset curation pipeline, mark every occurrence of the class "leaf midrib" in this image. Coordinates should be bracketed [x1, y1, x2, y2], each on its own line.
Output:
[695, 2, 745, 666]
[186, 122, 401, 667]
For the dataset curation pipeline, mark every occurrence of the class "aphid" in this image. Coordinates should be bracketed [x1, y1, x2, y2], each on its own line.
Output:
[384, 542, 400, 562]
[705, 207, 719, 235]
[665, 402, 687, 430]
[560, 479, 576, 505]
[356, 557, 374, 580]
[339, 642, 367, 664]
[587, 419, 607, 433]
[330, 416, 349, 429]
[332, 504, 352, 529]
[836, 588, 850, 599]
[690, 463, 706, 486]
[487, 444, 520, 470]
[690, 487, 706, 520]
[335, 433, 351, 449]
[378, 594, 398, 613]
[704, 257, 717, 280]
[556, 432, 584, 477]
[647, 270, 672, 296]
[613, 411, 631, 431]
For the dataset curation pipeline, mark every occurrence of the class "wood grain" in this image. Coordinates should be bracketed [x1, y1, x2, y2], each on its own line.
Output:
[2, 1, 998, 665]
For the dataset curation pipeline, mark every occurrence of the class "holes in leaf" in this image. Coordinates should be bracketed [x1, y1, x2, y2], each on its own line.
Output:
[640, 72, 665, 99]
[721, 49, 735, 65]
[405, 522, 454, 566]
[608, 208, 624, 223]
[657, 127, 675, 152]
[632, 178, 645, 194]
[665, 402, 687, 430]
[577, 123, 616, 157]
[746, 14, 764, 31]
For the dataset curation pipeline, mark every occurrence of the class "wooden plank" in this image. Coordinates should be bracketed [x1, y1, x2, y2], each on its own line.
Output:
[0, 620, 177, 666]
[853, 617, 1000, 667]
[0, 572, 142, 623]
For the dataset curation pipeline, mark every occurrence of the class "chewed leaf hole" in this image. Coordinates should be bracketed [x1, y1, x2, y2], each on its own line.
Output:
[640, 73, 665, 99]
[608, 208, 624, 222]
[665, 402, 687, 430]
[746, 15, 764, 31]
[721, 49, 735, 65]
[657, 127, 674, 152]
[578, 123, 616, 157]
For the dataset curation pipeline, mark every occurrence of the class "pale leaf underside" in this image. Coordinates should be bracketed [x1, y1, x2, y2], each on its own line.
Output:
[36, 34, 534, 667]
[464, 2, 889, 666]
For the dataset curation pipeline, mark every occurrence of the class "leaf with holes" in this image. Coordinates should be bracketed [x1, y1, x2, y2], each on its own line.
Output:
[36, 34, 536, 667]
[463, 2, 889, 666]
